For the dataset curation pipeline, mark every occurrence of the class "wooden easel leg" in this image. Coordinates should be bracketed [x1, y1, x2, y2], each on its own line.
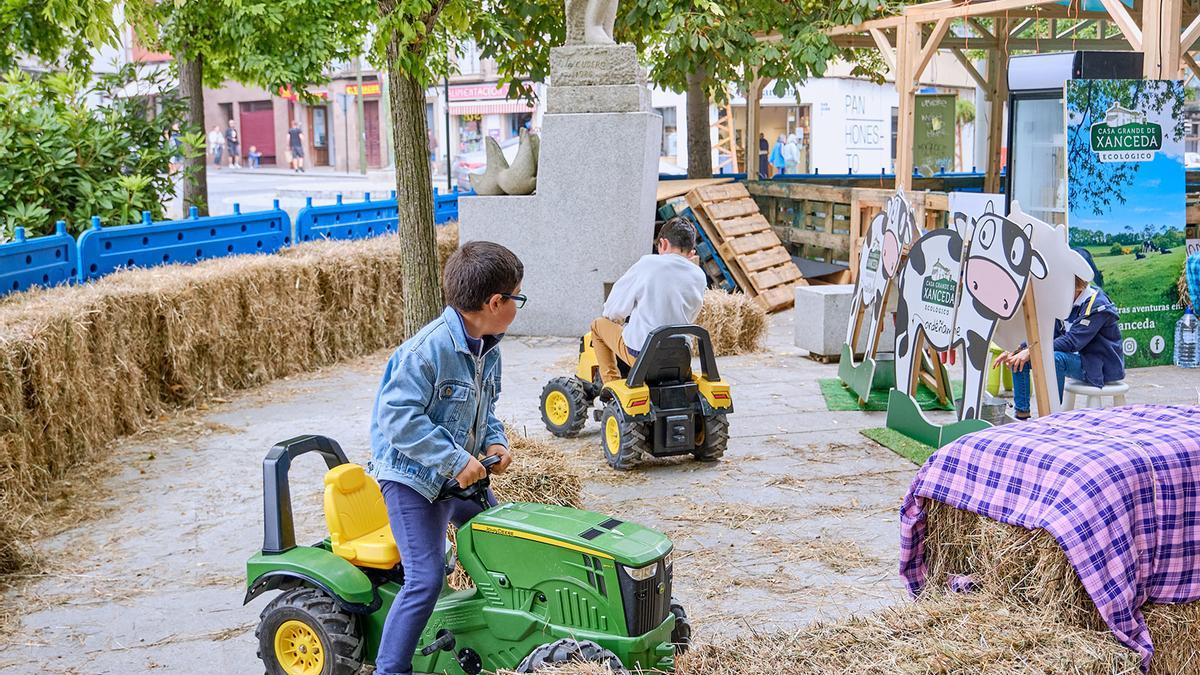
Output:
[930, 346, 950, 406]
[1021, 287, 1051, 417]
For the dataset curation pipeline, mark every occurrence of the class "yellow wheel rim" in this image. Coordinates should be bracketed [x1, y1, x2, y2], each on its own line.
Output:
[274, 620, 325, 675]
[545, 390, 571, 426]
[604, 415, 621, 456]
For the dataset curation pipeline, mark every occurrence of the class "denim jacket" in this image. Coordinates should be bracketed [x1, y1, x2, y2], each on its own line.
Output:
[367, 307, 508, 502]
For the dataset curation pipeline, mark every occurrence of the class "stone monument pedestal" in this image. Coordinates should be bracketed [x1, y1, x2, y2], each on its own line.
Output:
[459, 43, 661, 336]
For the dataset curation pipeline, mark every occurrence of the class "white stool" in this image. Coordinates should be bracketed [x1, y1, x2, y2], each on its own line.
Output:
[1063, 379, 1129, 410]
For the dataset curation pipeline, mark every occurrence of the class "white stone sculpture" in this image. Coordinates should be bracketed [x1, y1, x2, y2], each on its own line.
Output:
[566, 0, 618, 45]
[470, 130, 539, 196]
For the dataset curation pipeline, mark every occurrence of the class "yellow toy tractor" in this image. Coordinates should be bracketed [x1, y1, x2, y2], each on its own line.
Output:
[539, 325, 733, 470]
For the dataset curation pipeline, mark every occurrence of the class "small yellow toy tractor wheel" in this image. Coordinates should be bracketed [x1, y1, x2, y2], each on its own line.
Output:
[257, 587, 362, 675]
[540, 377, 591, 437]
[693, 414, 728, 462]
[599, 401, 649, 470]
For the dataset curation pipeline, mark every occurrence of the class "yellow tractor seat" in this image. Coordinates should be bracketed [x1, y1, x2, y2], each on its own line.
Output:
[323, 464, 400, 570]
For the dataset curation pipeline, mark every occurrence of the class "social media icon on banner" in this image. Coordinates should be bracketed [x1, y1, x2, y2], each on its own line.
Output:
[1123, 338, 1138, 356]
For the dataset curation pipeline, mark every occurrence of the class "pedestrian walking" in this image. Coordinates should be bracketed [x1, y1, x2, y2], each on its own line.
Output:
[288, 121, 305, 172]
[225, 120, 241, 169]
[757, 133, 768, 179]
[769, 134, 786, 177]
[783, 134, 800, 175]
[207, 126, 224, 167]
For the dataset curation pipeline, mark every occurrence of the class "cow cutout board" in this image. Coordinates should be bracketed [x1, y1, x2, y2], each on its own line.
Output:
[839, 192, 918, 403]
[886, 196, 1053, 448]
[992, 201, 1095, 417]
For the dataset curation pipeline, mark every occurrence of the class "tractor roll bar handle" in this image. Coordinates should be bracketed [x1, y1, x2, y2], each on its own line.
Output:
[626, 324, 720, 387]
[262, 435, 350, 555]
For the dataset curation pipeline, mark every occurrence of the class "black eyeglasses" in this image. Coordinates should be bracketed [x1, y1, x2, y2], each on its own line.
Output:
[501, 293, 527, 308]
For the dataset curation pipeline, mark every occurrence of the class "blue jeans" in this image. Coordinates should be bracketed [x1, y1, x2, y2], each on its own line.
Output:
[375, 480, 494, 675]
[1011, 351, 1084, 413]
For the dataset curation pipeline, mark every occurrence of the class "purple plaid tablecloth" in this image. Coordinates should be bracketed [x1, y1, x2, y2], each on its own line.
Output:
[899, 405, 1200, 671]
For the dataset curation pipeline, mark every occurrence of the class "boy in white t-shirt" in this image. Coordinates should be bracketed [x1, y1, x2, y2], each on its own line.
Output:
[590, 217, 708, 385]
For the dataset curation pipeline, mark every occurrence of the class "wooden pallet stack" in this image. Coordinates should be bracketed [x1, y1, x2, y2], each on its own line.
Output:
[685, 183, 804, 312]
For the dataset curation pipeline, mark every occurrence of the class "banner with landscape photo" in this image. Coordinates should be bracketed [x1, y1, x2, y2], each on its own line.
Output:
[1066, 79, 1187, 367]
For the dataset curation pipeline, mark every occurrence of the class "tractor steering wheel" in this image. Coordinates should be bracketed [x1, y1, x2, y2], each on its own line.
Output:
[436, 453, 502, 506]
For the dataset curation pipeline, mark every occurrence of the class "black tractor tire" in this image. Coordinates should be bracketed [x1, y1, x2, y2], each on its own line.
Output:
[540, 376, 591, 437]
[516, 638, 629, 674]
[256, 586, 363, 675]
[693, 414, 729, 462]
[669, 598, 692, 654]
[600, 401, 650, 471]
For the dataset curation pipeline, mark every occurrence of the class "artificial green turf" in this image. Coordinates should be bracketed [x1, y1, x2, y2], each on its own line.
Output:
[860, 427, 937, 466]
[818, 378, 959, 412]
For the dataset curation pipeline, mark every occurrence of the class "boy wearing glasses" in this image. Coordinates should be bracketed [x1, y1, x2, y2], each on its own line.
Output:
[367, 241, 524, 675]
[590, 216, 707, 386]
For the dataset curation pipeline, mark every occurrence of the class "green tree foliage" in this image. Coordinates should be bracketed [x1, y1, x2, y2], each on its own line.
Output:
[129, 0, 373, 214]
[0, 0, 120, 71]
[130, 0, 373, 89]
[0, 66, 202, 241]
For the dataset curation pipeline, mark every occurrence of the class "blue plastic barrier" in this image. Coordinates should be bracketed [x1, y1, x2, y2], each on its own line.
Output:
[77, 203, 291, 281]
[294, 193, 399, 243]
[433, 187, 470, 224]
[295, 189, 469, 244]
[0, 221, 79, 297]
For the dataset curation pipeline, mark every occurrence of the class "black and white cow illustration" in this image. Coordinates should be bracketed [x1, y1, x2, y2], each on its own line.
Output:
[894, 219, 967, 404]
[855, 193, 917, 356]
[844, 210, 885, 352]
[894, 204, 1047, 421]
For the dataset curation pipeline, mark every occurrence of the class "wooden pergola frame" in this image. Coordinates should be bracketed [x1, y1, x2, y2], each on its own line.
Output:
[753, 0, 1198, 192]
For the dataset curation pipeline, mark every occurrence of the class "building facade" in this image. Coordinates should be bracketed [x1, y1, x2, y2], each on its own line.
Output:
[203, 68, 392, 172]
[650, 52, 980, 176]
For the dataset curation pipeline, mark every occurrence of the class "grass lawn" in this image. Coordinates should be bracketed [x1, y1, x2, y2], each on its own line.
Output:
[1083, 245, 1185, 367]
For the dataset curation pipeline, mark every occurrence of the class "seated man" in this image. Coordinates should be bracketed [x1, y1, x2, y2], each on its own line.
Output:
[996, 254, 1124, 419]
[590, 216, 707, 386]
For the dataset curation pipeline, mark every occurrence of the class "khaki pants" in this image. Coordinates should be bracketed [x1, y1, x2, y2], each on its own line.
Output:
[590, 317, 637, 384]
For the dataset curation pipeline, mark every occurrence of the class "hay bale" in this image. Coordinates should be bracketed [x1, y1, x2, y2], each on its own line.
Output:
[694, 290, 767, 357]
[920, 501, 1200, 674]
[676, 591, 1140, 674]
[437, 222, 459, 275]
[448, 425, 581, 590]
[0, 230, 462, 580]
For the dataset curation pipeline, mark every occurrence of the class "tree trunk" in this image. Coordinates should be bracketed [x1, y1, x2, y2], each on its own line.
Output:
[386, 67, 443, 337]
[177, 47, 209, 216]
[685, 68, 712, 179]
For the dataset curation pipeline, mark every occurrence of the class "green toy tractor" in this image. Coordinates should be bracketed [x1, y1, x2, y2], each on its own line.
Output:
[539, 325, 733, 470]
[245, 436, 689, 674]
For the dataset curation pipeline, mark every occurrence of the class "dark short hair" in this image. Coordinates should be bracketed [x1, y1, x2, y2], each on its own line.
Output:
[444, 241, 524, 311]
[657, 216, 697, 252]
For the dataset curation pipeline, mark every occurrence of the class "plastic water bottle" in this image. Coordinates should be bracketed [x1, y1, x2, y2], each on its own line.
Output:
[1175, 308, 1199, 368]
